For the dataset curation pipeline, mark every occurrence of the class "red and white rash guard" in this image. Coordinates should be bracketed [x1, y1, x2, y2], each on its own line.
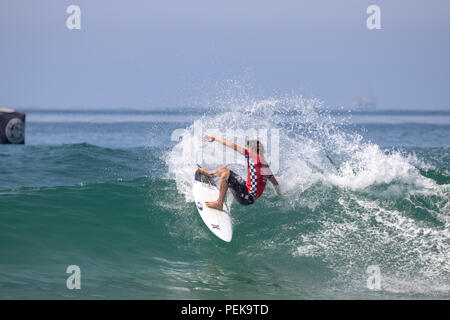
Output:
[244, 149, 273, 199]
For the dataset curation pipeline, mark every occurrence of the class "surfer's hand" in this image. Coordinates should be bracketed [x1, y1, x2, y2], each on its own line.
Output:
[274, 184, 283, 197]
[203, 134, 215, 142]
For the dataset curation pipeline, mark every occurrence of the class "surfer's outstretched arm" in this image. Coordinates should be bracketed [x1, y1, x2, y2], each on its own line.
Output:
[203, 135, 245, 155]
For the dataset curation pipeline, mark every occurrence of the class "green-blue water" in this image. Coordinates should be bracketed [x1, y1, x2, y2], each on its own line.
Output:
[0, 102, 449, 299]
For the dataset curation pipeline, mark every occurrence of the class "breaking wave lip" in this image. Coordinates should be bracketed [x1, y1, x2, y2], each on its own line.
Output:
[165, 96, 450, 296]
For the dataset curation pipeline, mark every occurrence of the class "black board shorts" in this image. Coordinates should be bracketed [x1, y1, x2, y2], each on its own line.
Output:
[228, 170, 255, 205]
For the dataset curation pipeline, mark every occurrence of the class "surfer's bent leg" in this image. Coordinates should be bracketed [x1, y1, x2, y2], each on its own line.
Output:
[227, 171, 254, 206]
[205, 166, 230, 210]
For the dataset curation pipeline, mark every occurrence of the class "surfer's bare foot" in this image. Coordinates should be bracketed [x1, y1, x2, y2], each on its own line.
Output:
[206, 201, 223, 211]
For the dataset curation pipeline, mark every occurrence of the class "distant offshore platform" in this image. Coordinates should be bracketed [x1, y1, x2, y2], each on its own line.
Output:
[350, 96, 377, 111]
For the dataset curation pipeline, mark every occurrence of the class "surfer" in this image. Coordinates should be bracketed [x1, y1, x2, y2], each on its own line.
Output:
[199, 134, 281, 210]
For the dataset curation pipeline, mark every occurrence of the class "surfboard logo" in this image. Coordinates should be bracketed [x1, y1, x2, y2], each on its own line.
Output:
[196, 202, 203, 211]
[211, 224, 220, 230]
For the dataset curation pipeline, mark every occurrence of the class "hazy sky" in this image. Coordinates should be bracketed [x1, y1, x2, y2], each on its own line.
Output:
[1, 0, 449, 110]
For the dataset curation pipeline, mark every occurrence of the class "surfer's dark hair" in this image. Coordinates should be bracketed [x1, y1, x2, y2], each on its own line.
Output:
[246, 140, 265, 154]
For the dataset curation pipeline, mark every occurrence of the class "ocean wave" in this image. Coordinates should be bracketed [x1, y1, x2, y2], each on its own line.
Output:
[165, 97, 450, 296]
[1, 102, 449, 298]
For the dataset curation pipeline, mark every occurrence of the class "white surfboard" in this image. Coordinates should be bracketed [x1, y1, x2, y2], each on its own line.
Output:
[193, 169, 232, 242]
